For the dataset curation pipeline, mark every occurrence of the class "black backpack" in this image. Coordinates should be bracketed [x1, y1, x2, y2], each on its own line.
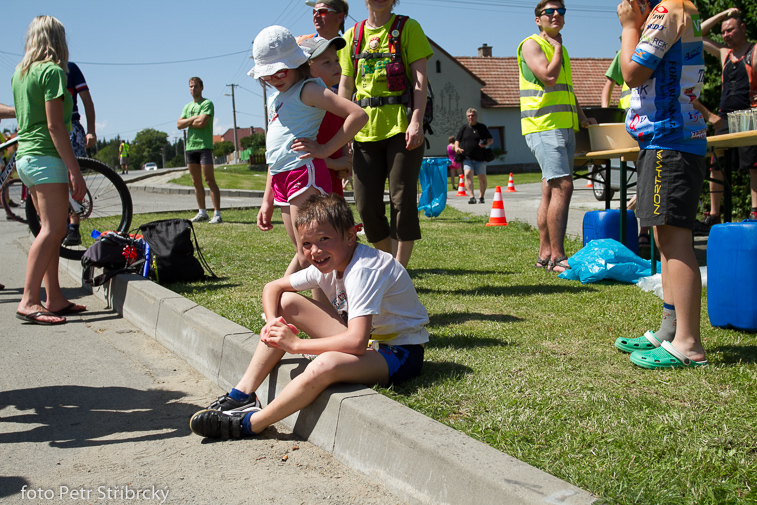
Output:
[81, 232, 146, 286]
[350, 15, 434, 140]
[138, 218, 217, 284]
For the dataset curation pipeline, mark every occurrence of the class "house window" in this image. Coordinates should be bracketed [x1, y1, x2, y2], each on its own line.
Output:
[436, 60, 441, 73]
[489, 126, 506, 155]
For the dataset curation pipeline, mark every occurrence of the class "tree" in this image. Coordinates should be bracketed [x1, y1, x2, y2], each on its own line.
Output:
[95, 143, 119, 169]
[131, 128, 169, 169]
[696, 1, 757, 113]
[240, 133, 265, 151]
[214, 140, 234, 158]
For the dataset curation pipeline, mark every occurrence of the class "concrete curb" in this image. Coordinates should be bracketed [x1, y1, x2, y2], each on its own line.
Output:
[59, 257, 598, 505]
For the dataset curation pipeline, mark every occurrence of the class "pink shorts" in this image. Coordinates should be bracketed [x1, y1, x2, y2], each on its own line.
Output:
[271, 159, 332, 205]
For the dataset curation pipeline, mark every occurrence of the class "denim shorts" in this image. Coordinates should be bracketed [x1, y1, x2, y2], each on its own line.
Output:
[377, 344, 424, 385]
[17, 155, 68, 187]
[463, 159, 487, 176]
[525, 128, 576, 181]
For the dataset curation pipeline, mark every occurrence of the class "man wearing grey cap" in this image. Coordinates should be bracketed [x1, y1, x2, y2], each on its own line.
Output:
[302, 0, 349, 41]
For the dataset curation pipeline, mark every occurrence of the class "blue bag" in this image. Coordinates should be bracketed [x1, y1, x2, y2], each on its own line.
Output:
[558, 239, 661, 284]
[417, 157, 449, 218]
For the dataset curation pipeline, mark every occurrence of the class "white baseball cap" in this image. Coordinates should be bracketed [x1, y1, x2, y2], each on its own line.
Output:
[248, 25, 309, 80]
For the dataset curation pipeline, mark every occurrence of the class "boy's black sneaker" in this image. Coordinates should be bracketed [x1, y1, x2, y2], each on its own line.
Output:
[189, 407, 259, 439]
[206, 392, 261, 412]
[62, 227, 82, 246]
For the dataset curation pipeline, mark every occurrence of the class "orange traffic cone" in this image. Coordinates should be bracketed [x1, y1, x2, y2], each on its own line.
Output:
[486, 186, 508, 226]
[585, 178, 593, 188]
[456, 174, 467, 196]
[505, 173, 517, 193]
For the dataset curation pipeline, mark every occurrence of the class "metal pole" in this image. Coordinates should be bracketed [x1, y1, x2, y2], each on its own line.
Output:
[227, 84, 239, 164]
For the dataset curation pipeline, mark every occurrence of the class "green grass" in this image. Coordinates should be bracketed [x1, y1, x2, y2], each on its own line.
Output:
[170, 165, 268, 191]
[166, 166, 544, 192]
[131, 206, 757, 505]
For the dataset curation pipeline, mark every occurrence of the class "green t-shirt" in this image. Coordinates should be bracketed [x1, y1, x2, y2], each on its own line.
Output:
[340, 15, 433, 142]
[181, 98, 214, 151]
[11, 61, 72, 159]
[605, 52, 623, 86]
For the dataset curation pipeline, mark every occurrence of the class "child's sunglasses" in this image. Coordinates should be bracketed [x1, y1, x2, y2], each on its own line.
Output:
[540, 7, 567, 16]
[261, 69, 289, 81]
[313, 7, 337, 16]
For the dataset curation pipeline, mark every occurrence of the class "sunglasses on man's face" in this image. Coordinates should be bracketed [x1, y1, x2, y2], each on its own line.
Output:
[313, 7, 337, 16]
[540, 7, 566, 16]
[261, 69, 289, 81]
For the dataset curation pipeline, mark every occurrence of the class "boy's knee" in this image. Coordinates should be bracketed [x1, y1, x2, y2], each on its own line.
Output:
[305, 353, 341, 379]
[278, 292, 305, 318]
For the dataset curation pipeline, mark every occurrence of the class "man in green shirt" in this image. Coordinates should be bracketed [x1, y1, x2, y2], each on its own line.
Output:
[177, 76, 222, 224]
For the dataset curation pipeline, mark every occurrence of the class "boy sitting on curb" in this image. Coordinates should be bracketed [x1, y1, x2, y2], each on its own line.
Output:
[190, 193, 429, 439]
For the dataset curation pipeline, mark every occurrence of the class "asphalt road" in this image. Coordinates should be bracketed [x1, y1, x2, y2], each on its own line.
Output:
[0, 191, 406, 505]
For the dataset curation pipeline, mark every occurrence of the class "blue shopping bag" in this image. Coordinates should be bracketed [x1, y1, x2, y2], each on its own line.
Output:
[418, 157, 449, 218]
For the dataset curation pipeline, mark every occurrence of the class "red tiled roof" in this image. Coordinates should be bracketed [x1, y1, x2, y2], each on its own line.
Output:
[456, 56, 620, 108]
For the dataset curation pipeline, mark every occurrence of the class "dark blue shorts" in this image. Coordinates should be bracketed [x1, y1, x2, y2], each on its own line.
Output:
[377, 344, 424, 385]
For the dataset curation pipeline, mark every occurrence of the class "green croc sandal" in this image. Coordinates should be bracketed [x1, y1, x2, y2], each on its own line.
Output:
[614, 330, 662, 353]
[630, 341, 708, 369]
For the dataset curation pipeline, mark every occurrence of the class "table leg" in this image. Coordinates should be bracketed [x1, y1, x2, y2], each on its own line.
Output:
[604, 162, 612, 210]
[620, 159, 627, 246]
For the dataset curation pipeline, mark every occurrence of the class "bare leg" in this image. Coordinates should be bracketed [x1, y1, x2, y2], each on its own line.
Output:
[654, 225, 705, 361]
[392, 239, 414, 268]
[202, 164, 221, 211]
[281, 187, 322, 271]
[546, 176, 573, 259]
[537, 178, 551, 261]
[750, 168, 757, 209]
[372, 236, 392, 254]
[464, 169, 474, 198]
[188, 163, 206, 211]
[243, 293, 389, 433]
[17, 184, 69, 323]
[478, 173, 487, 200]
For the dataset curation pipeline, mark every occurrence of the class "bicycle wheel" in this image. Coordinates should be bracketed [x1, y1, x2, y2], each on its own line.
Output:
[26, 157, 133, 260]
[2, 178, 29, 224]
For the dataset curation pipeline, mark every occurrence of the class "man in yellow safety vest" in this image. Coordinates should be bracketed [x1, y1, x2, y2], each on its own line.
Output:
[518, 0, 596, 273]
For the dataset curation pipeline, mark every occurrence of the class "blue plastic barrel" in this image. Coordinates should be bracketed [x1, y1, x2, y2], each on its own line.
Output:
[707, 220, 757, 330]
[582, 210, 639, 255]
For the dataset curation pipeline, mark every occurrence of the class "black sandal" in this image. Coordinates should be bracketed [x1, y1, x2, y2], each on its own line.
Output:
[548, 256, 570, 273]
[535, 257, 549, 268]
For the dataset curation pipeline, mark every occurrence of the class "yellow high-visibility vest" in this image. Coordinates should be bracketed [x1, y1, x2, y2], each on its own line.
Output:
[619, 84, 631, 110]
[517, 34, 578, 134]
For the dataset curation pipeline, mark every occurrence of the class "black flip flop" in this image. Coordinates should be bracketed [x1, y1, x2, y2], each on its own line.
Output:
[50, 302, 87, 316]
[16, 311, 66, 325]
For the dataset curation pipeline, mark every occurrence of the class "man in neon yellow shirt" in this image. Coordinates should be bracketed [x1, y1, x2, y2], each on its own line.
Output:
[119, 140, 129, 175]
[518, 0, 595, 273]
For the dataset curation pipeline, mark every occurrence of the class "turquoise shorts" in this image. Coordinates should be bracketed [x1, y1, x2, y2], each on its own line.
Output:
[17, 155, 68, 187]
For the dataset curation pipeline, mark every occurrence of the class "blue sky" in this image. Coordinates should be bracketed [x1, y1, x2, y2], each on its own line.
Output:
[1, 0, 622, 143]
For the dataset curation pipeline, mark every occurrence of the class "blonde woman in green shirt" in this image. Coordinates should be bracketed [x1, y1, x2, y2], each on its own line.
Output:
[12, 16, 87, 325]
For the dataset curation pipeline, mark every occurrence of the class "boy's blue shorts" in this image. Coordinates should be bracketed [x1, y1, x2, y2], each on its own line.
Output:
[377, 344, 424, 385]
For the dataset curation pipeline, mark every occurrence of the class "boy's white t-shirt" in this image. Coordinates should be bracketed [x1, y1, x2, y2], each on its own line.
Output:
[289, 244, 429, 346]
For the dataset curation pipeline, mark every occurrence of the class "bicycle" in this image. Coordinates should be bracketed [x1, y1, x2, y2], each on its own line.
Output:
[0, 137, 29, 224]
[1, 136, 134, 260]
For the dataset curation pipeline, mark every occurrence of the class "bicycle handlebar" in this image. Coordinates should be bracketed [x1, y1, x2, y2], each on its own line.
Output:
[0, 136, 19, 151]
